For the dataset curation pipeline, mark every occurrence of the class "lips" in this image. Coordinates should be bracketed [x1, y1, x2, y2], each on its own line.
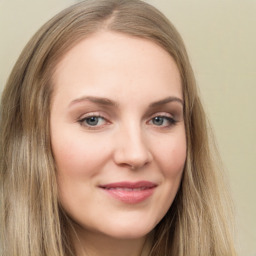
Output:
[99, 181, 157, 204]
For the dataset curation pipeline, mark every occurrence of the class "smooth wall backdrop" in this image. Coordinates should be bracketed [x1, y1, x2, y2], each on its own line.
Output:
[0, 1, 255, 255]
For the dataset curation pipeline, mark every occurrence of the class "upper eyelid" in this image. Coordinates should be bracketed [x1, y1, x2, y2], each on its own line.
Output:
[77, 111, 109, 121]
[150, 109, 183, 121]
[75, 105, 181, 119]
[148, 112, 174, 119]
[151, 112, 173, 116]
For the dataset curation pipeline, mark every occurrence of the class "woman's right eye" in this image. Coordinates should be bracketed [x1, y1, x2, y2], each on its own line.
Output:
[78, 115, 108, 128]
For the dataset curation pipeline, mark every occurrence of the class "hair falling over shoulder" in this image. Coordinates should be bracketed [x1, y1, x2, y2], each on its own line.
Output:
[0, 0, 237, 255]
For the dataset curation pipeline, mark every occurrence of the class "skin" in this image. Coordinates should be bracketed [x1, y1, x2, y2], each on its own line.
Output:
[50, 31, 186, 256]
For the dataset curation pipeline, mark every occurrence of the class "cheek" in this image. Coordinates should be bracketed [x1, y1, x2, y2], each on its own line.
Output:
[154, 132, 187, 178]
[51, 134, 108, 212]
[51, 131, 110, 177]
[167, 146, 186, 176]
[149, 132, 186, 224]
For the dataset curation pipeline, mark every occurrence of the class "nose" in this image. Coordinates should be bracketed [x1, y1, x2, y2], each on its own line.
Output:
[113, 124, 153, 170]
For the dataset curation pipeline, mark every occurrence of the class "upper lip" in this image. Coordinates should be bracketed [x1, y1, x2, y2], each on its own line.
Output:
[99, 181, 157, 189]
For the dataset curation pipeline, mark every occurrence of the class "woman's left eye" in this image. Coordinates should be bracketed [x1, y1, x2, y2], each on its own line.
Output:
[79, 116, 107, 128]
[149, 116, 176, 127]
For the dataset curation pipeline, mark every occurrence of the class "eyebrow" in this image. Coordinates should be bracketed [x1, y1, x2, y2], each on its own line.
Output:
[69, 96, 118, 108]
[69, 95, 183, 108]
[149, 96, 183, 107]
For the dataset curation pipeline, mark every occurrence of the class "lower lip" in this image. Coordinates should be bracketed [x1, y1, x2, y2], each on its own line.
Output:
[101, 187, 155, 204]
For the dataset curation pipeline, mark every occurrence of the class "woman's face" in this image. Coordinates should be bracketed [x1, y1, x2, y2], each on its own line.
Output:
[51, 31, 186, 239]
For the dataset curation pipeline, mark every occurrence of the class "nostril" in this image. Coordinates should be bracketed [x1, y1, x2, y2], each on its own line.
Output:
[113, 129, 153, 169]
[114, 150, 153, 170]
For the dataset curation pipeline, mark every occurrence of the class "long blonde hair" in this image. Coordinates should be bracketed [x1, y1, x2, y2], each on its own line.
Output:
[0, 0, 236, 255]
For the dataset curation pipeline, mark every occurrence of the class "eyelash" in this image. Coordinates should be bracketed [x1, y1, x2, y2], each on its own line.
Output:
[78, 113, 177, 129]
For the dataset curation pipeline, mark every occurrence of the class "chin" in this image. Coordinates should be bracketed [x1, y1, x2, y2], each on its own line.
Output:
[100, 222, 155, 240]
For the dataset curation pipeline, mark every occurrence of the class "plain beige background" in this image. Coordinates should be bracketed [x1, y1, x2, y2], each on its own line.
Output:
[0, 0, 255, 255]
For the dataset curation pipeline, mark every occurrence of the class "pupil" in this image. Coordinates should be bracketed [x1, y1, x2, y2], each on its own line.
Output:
[87, 117, 99, 126]
[153, 117, 164, 125]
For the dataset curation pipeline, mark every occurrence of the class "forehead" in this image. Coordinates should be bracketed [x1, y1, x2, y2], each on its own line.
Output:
[52, 31, 182, 103]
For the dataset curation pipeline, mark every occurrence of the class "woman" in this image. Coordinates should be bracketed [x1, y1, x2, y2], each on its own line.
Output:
[0, 0, 236, 255]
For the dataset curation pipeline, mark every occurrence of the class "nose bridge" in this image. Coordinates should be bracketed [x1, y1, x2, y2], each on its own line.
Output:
[114, 120, 152, 169]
